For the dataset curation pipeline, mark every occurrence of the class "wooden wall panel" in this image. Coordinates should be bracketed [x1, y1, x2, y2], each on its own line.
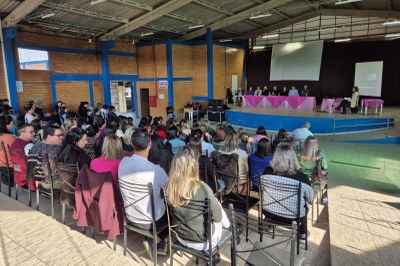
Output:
[16, 70, 51, 111]
[174, 81, 193, 111]
[213, 46, 226, 100]
[192, 45, 207, 97]
[51, 53, 100, 73]
[137, 44, 166, 78]
[173, 45, 193, 77]
[17, 32, 96, 49]
[56, 82, 89, 111]
[93, 81, 103, 106]
[136, 81, 167, 119]
[109, 55, 137, 74]
[225, 49, 244, 89]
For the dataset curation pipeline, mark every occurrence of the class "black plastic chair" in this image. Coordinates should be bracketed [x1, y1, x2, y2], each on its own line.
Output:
[230, 203, 297, 266]
[259, 175, 309, 255]
[118, 179, 167, 266]
[166, 197, 234, 266]
[55, 162, 79, 224]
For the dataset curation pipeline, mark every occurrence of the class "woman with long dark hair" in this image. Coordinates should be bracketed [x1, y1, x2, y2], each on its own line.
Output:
[56, 127, 90, 168]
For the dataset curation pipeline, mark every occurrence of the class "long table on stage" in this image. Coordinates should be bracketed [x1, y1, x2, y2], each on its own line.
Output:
[243, 95, 316, 112]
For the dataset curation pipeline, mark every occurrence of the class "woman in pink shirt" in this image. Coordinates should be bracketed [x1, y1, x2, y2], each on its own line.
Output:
[90, 134, 123, 185]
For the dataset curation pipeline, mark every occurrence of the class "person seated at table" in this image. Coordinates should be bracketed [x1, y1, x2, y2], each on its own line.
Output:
[254, 86, 262, 96]
[271, 86, 278, 96]
[246, 86, 254, 95]
[288, 86, 299, 96]
[301, 85, 310, 96]
[262, 86, 269, 96]
[280, 86, 288, 96]
[338, 86, 359, 114]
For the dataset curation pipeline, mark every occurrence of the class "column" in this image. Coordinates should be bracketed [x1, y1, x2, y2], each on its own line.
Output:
[100, 40, 114, 106]
[206, 28, 214, 100]
[166, 40, 174, 107]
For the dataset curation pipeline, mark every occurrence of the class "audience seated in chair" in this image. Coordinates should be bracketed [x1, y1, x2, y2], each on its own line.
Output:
[56, 128, 91, 169]
[249, 138, 273, 191]
[0, 116, 16, 189]
[262, 143, 313, 235]
[166, 148, 230, 251]
[291, 122, 313, 143]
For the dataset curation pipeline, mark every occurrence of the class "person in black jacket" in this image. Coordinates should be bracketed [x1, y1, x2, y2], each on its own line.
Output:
[148, 134, 173, 174]
[57, 127, 91, 169]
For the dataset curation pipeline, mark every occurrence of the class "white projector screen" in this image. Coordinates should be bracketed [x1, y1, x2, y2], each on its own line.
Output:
[270, 41, 324, 81]
[354, 61, 383, 97]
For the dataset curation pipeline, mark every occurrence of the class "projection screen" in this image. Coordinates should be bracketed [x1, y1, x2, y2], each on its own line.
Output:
[354, 61, 383, 97]
[270, 41, 324, 81]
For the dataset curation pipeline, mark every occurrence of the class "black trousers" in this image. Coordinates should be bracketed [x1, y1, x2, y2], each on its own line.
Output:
[263, 210, 307, 234]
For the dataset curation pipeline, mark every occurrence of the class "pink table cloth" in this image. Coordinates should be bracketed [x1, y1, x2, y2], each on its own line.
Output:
[362, 99, 384, 108]
[321, 98, 343, 113]
[243, 96, 316, 112]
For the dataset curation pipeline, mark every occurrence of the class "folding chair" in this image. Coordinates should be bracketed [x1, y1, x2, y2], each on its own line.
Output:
[166, 198, 234, 266]
[0, 141, 14, 197]
[230, 203, 297, 266]
[56, 162, 79, 224]
[118, 180, 167, 266]
[259, 175, 309, 255]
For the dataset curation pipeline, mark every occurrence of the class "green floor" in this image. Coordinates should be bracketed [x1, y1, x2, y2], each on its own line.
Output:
[320, 135, 400, 196]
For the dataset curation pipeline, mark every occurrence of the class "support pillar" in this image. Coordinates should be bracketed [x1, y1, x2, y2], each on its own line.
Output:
[100, 41, 114, 106]
[206, 28, 214, 100]
[166, 40, 174, 107]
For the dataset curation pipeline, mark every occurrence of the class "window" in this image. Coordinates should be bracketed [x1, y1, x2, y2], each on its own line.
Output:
[17, 48, 49, 70]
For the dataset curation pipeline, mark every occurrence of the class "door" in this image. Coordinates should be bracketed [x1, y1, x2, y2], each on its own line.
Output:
[140, 88, 150, 117]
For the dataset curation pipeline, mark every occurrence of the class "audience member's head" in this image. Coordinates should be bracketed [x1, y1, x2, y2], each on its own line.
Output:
[43, 125, 64, 145]
[302, 135, 319, 159]
[255, 138, 271, 158]
[25, 101, 36, 114]
[222, 131, 239, 153]
[215, 125, 225, 141]
[166, 147, 200, 207]
[102, 134, 123, 160]
[167, 126, 179, 140]
[62, 127, 87, 149]
[0, 115, 13, 135]
[188, 130, 202, 158]
[131, 128, 151, 153]
[270, 143, 301, 175]
[256, 126, 267, 136]
[303, 122, 311, 129]
[17, 124, 34, 142]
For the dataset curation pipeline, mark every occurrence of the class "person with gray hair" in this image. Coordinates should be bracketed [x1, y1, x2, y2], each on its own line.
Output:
[291, 122, 313, 142]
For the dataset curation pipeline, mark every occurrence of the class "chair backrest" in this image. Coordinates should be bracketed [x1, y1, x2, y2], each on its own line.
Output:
[0, 141, 11, 168]
[118, 173, 157, 225]
[259, 175, 302, 220]
[56, 162, 79, 204]
[26, 153, 50, 182]
[166, 197, 213, 254]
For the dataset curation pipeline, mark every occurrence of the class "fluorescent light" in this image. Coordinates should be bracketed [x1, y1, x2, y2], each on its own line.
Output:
[141, 32, 154, 37]
[262, 33, 279, 39]
[334, 38, 351, 43]
[90, 0, 107, 5]
[250, 13, 272, 20]
[219, 39, 232, 43]
[385, 33, 400, 38]
[253, 46, 265, 50]
[335, 0, 362, 5]
[41, 13, 55, 19]
[188, 24, 204, 30]
[319, 27, 338, 32]
[383, 20, 400, 26]
[226, 48, 238, 53]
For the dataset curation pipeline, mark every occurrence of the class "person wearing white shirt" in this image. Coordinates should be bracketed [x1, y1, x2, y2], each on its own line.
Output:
[288, 86, 299, 96]
[254, 86, 262, 96]
[291, 122, 313, 142]
[24, 102, 37, 124]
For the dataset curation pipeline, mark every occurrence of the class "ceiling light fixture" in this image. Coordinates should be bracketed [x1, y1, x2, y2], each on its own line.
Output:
[141, 32, 154, 37]
[90, 0, 107, 5]
[219, 39, 232, 42]
[253, 46, 266, 50]
[383, 20, 400, 26]
[88, 38, 93, 43]
[41, 13, 55, 19]
[385, 33, 400, 38]
[226, 48, 238, 53]
[250, 13, 272, 20]
[262, 34, 279, 39]
[188, 24, 204, 30]
[335, 0, 362, 5]
[334, 38, 351, 43]
[132, 40, 135, 45]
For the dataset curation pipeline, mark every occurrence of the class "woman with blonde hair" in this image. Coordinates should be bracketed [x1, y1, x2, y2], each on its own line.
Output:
[166, 148, 230, 251]
[90, 133, 123, 184]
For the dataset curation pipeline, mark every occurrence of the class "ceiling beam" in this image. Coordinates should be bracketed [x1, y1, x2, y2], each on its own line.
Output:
[3, 0, 46, 27]
[250, 0, 290, 19]
[100, 0, 193, 40]
[235, 10, 320, 40]
[180, 0, 295, 40]
[320, 8, 400, 19]
[42, 2, 128, 24]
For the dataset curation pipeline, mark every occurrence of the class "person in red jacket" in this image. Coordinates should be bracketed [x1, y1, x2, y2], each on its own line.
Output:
[10, 124, 35, 190]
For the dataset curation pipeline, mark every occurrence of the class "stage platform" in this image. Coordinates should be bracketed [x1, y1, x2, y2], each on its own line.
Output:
[225, 107, 395, 134]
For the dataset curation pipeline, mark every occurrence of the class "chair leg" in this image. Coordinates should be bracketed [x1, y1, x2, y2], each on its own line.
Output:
[15, 184, 18, 200]
[61, 203, 66, 224]
[311, 198, 314, 223]
[297, 230, 300, 255]
[28, 189, 32, 207]
[50, 192, 54, 218]
[123, 226, 127, 256]
[316, 190, 320, 223]
[170, 249, 174, 266]
[152, 237, 157, 266]
[36, 189, 40, 210]
[113, 237, 117, 251]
